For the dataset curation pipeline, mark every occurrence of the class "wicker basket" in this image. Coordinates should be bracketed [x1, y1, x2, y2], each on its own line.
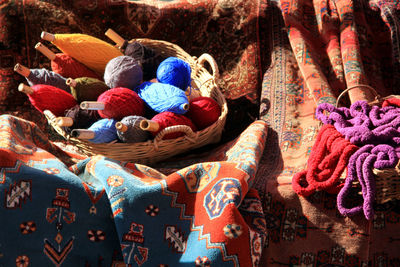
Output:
[336, 84, 400, 204]
[44, 38, 228, 165]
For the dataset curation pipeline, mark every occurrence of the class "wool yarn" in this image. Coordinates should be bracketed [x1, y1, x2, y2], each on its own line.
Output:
[136, 82, 189, 114]
[82, 87, 146, 120]
[122, 41, 166, 81]
[14, 63, 70, 92]
[337, 144, 398, 220]
[382, 97, 400, 107]
[186, 96, 221, 130]
[71, 118, 117, 143]
[35, 42, 101, 80]
[116, 115, 150, 143]
[292, 124, 359, 197]
[67, 77, 109, 102]
[316, 101, 400, 146]
[156, 57, 192, 90]
[149, 111, 197, 140]
[51, 53, 102, 80]
[60, 104, 101, 134]
[103, 56, 143, 90]
[42, 32, 123, 76]
[18, 83, 77, 117]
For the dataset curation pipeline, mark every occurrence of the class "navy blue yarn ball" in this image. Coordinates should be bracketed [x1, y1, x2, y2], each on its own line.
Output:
[156, 57, 191, 90]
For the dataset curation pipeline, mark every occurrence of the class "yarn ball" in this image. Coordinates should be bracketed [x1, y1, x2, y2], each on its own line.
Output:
[116, 115, 150, 143]
[26, 84, 77, 116]
[69, 77, 109, 102]
[104, 56, 143, 90]
[136, 81, 189, 114]
[97, 87, 145, 120]
[87, 118, 118, 143]
[52, 33, 123, 76]
[156, 57, 192, 90]
[151, 111, 197, 140]
[123, 41, 166, 81]
[51, 53, 102, 80]
[27, 68, 70, 92]
[186, 96, 221, 130]
[61, 104, 101, 134]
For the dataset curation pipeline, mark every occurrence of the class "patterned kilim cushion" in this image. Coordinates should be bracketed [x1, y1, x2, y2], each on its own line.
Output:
[0, 114, 268, 266]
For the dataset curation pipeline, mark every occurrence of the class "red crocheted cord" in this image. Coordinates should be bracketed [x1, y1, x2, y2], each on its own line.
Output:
[382, 97, 400, 108]
[292, 124, 358, 197]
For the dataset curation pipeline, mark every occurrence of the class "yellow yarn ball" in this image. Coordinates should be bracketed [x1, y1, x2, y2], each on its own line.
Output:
[52, 33, 123, 76]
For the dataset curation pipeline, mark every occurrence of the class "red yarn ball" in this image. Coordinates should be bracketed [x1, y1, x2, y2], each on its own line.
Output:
[97, 87, 145, 120]
[51, 53, 102, 80]
[151, 111, 197, 140]
[186, 96, 221, 130]
[28, 84, 77, 116]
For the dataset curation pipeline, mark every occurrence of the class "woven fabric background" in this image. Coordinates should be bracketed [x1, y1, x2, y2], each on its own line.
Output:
[1, 0, 400, 266]
[256, 0, 400, 265]
[0, 0, 267, 143]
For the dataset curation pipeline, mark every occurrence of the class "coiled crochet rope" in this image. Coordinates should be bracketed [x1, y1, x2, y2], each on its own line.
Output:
[309, 94, 400, 219]
[292, 124, 359, 197]
[337, 144, 398, 220]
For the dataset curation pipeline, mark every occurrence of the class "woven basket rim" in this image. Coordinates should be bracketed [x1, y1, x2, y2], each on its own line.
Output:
[45, 38, 228, 165]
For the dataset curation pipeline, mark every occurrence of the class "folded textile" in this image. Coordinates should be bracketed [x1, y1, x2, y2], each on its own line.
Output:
[0, 115, 268, 266]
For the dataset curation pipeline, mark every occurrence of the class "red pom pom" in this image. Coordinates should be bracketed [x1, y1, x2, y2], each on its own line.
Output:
[97, 87, 145, 120]
[186, 96, 221, 130]
[51, 53, 102, 80]
[28, 84, 77, 116]
[151, 111, 197, 140]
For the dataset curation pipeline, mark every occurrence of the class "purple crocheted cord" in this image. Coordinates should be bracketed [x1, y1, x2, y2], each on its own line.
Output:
[337, 144, 398, 220]
[315, 101, 400, 146]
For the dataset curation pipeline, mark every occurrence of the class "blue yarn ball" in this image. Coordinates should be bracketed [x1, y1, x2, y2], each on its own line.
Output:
[156, 57, 191, 90]
[88, 118, 118, 143]
[136, 81, 189, 114]
[104, 56, 143, 90]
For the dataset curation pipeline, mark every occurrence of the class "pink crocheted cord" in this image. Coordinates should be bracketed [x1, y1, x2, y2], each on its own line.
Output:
[316, 100, 400, 220]
[336, 144, 398, 220]
[315, 101, 400, 146]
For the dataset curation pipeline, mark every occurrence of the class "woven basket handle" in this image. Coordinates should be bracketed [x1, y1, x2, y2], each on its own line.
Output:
[336, 84, 380, 107]
[195, 53, 219, 80]
[43, 109, 57, 123]
[154, 125, 197, 143]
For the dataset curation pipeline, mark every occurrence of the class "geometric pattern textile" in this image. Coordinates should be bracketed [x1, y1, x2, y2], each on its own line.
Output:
[0, 114, 268, 266]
